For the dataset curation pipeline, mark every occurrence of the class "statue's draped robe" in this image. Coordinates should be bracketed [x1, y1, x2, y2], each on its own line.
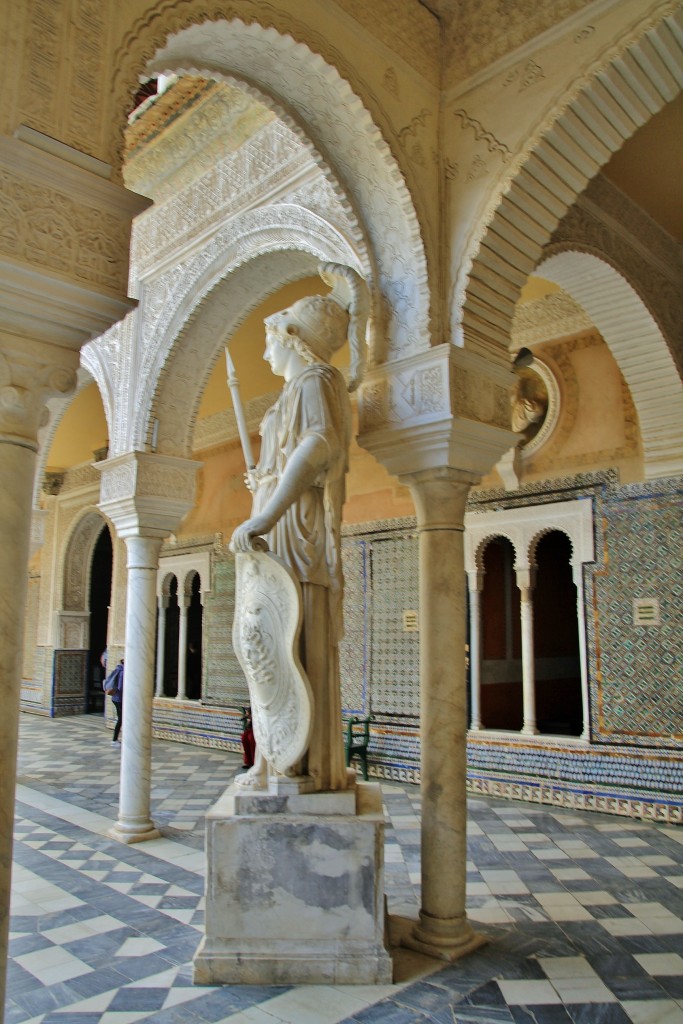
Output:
[252, 363, 351, 791]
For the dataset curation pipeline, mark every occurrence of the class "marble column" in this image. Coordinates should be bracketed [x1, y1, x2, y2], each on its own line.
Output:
[154, 596, 168, 698]
[401, 468, 486, 961]
[0, 350, 77, 1016]
[573, 564, 591, 741]
[111, 535, 163, 843]
[97, 452, 200, 844]
[467, 572, 484, 731]
[176, 593, 189, 702]
[517, 569, 538, 736]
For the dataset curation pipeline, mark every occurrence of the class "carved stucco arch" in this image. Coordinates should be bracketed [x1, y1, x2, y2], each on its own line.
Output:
[110, 9, 431, 361]
[460, 8, 683, 354]
[471, 531, 520, 574]
[62, 509, 111, 613]
[538, 250, 683, 480]
[145, 220, 364, 459]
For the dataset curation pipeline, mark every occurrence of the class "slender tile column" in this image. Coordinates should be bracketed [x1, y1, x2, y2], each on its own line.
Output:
[517, 569, 539, 736]
[402, 468, 486, 961]
[155, 596, 168, 698]
[176, 595, 189, 701]
[467, 572, 484, 731]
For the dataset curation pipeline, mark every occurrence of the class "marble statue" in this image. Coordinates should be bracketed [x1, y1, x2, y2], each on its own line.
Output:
[231, 263, 368, 792]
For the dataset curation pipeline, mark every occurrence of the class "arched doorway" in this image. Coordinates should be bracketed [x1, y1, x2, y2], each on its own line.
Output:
[480, 536, 522, 730]
[186, 571, 203, 701]
[533, 531, 582, 737]
[86, 526, 113, 713]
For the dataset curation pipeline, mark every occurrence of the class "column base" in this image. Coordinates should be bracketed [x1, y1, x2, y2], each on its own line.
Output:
[108, 823, 161, 845]
[402, 912, 487, 962]
[521, 725, 539, 736]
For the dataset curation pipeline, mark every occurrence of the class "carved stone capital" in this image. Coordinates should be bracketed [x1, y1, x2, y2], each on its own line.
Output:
[0, 342, 78, 446]
[358, 344, 516, 480]
[96, 452, 201, 539]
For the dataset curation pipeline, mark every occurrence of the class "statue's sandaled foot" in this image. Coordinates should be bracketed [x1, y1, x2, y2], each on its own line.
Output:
[235, 754, 267, 790]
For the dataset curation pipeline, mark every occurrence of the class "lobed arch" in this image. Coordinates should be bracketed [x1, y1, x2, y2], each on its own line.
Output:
[145, 238, 363, 460]
[536, 250, 683, 480]
[460, 8, 683, 356]
[111, 9, 432, 361]
[464, 499, 595, 584]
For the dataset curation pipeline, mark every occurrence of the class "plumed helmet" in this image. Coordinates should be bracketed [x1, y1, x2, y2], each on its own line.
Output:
[265, 263, 369, 391]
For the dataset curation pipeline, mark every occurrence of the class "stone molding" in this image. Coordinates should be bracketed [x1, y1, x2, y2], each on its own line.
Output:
[130, 236, 359, 460]
[96, 452, 201, 539]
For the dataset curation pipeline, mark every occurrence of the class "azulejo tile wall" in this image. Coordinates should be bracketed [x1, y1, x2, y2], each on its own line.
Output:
[145, 472, 682, 818]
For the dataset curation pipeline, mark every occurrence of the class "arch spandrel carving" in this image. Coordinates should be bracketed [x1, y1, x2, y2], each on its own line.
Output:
[110, 11, 432, 361]
[62, 510, 110, 612]
[458, 6, 683, 359]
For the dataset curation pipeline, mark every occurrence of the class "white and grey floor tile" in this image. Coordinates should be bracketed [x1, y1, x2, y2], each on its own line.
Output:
[7, 715, 683, 1023]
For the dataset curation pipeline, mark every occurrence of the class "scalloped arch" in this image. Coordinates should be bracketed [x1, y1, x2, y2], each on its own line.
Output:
[460, 8, 683, 354]
[473, 531, 519, 573]
[111, 7, 431, 360]
[538, 250, 683, 480]
[528, 525, 575, 567]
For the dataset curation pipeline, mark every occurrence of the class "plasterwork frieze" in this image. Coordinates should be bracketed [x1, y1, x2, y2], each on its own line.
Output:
[512, 292, 593, 349]
[129, 119, 312, 278]
[0, 166, 131, 295]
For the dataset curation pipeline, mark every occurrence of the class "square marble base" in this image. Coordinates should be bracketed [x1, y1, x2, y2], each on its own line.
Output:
[193, 780, 393, 985]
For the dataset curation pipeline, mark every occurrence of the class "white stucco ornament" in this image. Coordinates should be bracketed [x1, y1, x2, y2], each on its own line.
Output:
[232, 547, 313, 775]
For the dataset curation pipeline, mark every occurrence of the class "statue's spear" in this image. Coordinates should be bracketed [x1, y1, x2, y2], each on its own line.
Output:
[224, 347, 256, 484]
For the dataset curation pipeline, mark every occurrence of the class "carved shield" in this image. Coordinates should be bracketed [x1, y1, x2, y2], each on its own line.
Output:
[232, 549, 313, 774]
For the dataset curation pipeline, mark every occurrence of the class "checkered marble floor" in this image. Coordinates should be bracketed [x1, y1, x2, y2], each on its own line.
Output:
[7, 715, 683, 1024]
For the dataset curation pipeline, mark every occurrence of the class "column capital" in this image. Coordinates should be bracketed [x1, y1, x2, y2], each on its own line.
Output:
[0, 339, 78, 446]
[97, 451, 201, 540]
[358, 343, 516, 481]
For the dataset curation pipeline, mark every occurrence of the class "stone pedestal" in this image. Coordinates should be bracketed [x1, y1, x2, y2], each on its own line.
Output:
[193, 776, 393, 985]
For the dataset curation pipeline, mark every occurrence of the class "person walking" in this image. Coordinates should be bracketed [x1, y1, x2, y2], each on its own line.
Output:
[103, 659, 124, 747]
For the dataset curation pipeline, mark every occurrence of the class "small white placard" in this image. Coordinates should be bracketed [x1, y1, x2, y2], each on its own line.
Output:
[633, 597, 660, 626]
[403, 609, 419, 632]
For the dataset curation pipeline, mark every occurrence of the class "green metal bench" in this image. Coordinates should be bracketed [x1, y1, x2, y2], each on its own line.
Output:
[344, 716, 371, 780]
